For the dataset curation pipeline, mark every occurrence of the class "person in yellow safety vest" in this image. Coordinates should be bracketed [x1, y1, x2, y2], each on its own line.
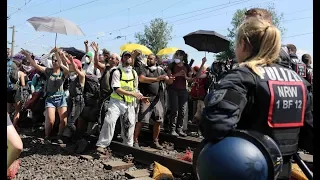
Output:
[95, 51, 148, 153]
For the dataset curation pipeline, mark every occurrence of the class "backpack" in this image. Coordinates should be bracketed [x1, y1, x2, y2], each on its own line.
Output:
[83, 74, 100, 106]
[290, 55, 307, 78]
[7, 60, 19, 91]
[306, 67, 313, 84]
[204, 71, 215, 93]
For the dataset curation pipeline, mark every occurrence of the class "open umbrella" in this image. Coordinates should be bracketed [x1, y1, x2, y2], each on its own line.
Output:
[183, 30, 230, 54]
[61, 47, 85, 60]
[157, 47, 179, 56]
[27, 17, 85, 47]
[120, 43, 153, 55]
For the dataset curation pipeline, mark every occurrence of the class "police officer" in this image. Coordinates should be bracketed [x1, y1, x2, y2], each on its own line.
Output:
[199, 17, 313, 180]
[301, 54, 313, 89]
[286, 44, 307, 78]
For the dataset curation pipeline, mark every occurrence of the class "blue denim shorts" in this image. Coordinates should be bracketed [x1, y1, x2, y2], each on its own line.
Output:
[45, 94, 67, 108]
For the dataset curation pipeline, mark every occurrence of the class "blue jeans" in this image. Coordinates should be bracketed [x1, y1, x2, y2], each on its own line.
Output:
[45, 95, 67, 108]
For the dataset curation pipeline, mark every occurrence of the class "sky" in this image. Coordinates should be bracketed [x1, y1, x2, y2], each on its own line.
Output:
[7, 0, 313, 67]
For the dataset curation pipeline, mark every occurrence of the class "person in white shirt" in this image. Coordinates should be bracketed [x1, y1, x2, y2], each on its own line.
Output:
[82, 40, 101, 78]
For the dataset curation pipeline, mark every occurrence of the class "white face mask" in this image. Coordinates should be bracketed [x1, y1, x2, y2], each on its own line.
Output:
[22, 65, 34, 72]
[149, 66, 157, 71]
[69, 72, 77, 80]
[85, 57, 91, 64]
[123, 66, 132, 73]
[174, 59, 181, 64]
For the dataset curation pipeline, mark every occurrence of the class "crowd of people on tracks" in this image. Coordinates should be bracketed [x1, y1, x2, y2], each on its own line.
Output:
[7, 7, 313, 180]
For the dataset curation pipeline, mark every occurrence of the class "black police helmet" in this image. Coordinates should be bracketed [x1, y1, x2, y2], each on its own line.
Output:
[194, 130, 283, 180]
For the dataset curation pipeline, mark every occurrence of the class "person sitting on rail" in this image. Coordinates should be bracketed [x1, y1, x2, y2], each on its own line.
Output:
[95, 51, 147, 154]
[133, 54, 173, 149]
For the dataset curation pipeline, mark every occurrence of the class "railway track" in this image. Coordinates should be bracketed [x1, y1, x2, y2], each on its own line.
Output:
[15, 123, 313, 180]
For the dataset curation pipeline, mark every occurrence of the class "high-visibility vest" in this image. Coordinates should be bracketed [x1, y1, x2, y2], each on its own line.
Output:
[110, 68, 136, 103]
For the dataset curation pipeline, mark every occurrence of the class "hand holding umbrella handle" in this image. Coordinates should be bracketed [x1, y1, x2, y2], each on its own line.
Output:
[202, 57, 207, 64]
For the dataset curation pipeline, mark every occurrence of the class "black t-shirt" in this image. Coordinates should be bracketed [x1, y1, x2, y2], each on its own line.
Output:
[139, 66, 166, 96]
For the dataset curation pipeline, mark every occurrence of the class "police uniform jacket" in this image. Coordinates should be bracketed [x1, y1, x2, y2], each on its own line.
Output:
[200, 61, 313, 177]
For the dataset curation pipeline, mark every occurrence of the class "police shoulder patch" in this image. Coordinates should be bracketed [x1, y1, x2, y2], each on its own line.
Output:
[205, 89, 227, 107]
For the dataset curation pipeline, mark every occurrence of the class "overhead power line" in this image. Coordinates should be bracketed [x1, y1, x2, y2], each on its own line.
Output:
[282, 32, 312, 39]
[63, 0, 250, 44]
[18, 0, 55, 12]
[78, 0, 156, 26]
[47, 0, 101, 16]
[15, 0, 101, 28]
[88, 0, 275, 44]
[98, 14, 313, 46]
[7, 0, 33, 19]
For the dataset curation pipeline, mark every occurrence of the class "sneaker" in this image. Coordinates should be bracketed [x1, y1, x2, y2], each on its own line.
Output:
[53, 135, 64, 144]
[198, 130, 203, 138]
[151, 140, 163, 150]
[177, 130, 187, 137]
[170, 130, 179, 137]
[44, 137, 51, 144]
[133, 142, 140, 148]
[96, 147, 106, 154]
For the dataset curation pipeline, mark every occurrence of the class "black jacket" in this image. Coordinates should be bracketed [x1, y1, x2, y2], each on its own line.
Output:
[200, 63, 313, 178]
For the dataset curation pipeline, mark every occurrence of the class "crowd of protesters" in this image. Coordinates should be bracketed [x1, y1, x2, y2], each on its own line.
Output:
[7, 40, 313, 151]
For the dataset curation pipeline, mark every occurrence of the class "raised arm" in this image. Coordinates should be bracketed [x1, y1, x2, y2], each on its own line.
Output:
[58, 51, 69, 66]
[20, 49, 46, 73]
[55, 49, 69, 76]
[84, 40, 89, 53]
[196, 57, 207, 78]
[90, 42, 105, 71]
[67, 54, 85, 87]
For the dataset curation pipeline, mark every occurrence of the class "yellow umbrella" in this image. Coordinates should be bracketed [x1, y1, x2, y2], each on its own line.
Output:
[120, 43, 153, 55]
[157, 47, 179, 56]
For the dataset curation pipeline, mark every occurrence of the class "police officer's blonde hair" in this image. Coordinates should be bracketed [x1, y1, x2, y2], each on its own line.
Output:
[236, 18, 281, 78]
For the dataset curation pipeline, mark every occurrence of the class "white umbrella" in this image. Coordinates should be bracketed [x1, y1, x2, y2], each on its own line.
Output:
[27, 17, 85, 47]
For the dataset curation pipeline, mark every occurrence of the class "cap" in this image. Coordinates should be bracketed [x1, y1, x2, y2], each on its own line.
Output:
[122, 51, 131, 57]
[86, 51, 94, 58]
[67, 59, 82, 69]
[193, 66, 200, 72]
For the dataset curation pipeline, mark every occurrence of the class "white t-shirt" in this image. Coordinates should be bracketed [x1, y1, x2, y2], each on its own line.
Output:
[83, 62, 101, 78]
[39, 53, 53, 68]
[111, 66, 138, 91]
[81, 54, 101, 78]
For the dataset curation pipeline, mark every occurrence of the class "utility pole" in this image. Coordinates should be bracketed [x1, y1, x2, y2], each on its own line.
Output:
[10, 26, 15, 55]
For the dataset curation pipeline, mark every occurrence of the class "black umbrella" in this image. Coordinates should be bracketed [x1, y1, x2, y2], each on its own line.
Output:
[61, 47, 85, 60]
[183, 30, 230, 53]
